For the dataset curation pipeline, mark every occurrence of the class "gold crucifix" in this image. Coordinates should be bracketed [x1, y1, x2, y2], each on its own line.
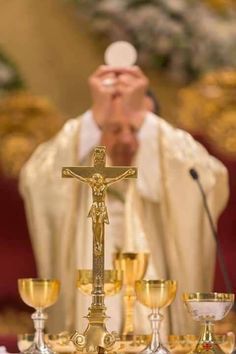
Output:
[62, 146, 137, 257]
[62, 146, 137, 353]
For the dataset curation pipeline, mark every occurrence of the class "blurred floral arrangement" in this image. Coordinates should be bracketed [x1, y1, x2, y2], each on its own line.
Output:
[177, 69, 236, 157]
[0, 92, 65, 178]
[0, 49, 66, 178]
[0, 47, 24, 94]
[74, 0, 236, 81]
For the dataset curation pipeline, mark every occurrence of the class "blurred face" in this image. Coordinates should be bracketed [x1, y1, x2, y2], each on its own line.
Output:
[90, 65, 156, 165]
[100, 95, 156, 166]
[100, 117, 139, 166]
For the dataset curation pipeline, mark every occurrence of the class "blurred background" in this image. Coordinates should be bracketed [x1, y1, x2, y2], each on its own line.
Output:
[0, 0, 235, 349]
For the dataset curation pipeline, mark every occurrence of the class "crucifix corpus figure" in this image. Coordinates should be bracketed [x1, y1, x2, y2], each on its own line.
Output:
[62, 146, 137, 256]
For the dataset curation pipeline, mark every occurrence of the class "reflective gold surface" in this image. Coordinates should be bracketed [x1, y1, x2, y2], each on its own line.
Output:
[17, 332, 76, 353]
[114, 252, 149, 337]
[114, 252, 149, 286]
[135, 280, 177, 354]
[135, 280, 177, 309]
[18, 278, 60, 309]
[18, 278, 60, 354]
[47, 332, 76, 354]
[17, 332, 235, 354]
[77, 269, 122, 296]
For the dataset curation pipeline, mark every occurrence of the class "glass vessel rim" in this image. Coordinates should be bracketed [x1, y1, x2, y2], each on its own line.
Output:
[77, 269, 120, 273]
[135, 279, 177, 286]
[114, 252, 149, 258]
[182, 292, 234, 301]
[18, 278, 60, 283]
[77, 269, 122, 277]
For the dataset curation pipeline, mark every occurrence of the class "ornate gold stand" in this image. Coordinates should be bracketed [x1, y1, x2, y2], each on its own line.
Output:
[62, 146, 137, 353]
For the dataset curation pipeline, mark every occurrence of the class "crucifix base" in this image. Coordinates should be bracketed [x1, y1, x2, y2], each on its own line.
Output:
[71, 295, 118, 353]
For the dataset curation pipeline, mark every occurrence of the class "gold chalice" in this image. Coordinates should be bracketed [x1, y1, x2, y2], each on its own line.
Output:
[18, 278, 60, 354]
[183, 292, 235, 354]
[77, 269, 122, 296]
[113, 252, 149, 338]
[135, 280, 177, 354]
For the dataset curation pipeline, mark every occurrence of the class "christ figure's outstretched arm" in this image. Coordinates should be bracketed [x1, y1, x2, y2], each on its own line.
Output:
[64, 168, 91, 185]
[106, 168, 135, 187]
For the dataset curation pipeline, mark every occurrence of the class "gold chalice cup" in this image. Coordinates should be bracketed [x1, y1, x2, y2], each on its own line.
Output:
[135, 280, 177, 354]
[18, 278, 60, 354]
[77, 269, 122, 296]
[183, 292, 235, 354]
[113, 252, 149, 338]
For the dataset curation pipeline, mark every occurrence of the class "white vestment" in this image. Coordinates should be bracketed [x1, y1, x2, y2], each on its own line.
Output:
[19, 111, 228, 337]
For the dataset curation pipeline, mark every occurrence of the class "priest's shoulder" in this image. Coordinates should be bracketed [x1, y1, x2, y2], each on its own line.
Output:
[157, 116, 209, 158]
[157, 116, 227, 176]
[20, 117, 81, 180]
[29, 117, 80, 161]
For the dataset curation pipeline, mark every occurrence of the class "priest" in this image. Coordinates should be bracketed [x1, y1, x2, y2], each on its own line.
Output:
[19, 65, 228, 336]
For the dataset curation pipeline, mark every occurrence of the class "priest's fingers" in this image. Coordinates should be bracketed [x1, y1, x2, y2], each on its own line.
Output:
[116, 68, 149, 94]
[89, 68, 118, 96]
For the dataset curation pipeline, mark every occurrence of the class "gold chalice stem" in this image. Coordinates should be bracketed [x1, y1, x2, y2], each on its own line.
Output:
[123, 286, 136, 336]
[31, 309, 48, 352]
[195, 321, 224, 353]
[149, 309, 162, 352]
[200, 321, 215, 342]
